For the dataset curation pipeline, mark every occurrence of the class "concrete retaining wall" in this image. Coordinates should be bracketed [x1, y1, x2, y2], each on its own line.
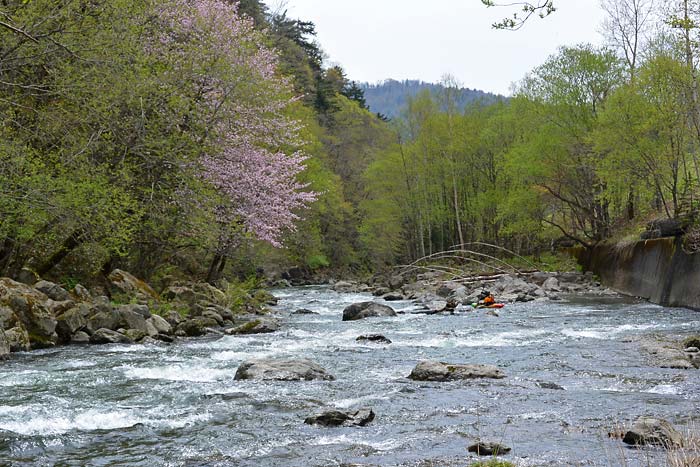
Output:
[575, 238, 700, 309]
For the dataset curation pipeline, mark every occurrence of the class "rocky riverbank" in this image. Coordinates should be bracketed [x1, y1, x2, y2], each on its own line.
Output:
[0, 269, 277, 359]
[331, 270, 617, 311]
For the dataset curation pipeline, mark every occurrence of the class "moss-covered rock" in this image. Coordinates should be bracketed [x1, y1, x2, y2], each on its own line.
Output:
[107, 269, 159, 301]
[176, 317, 218, 337]
[226, 318, 279, 335]
[0, 328, 10, 357]
[0, 278, 58, 348]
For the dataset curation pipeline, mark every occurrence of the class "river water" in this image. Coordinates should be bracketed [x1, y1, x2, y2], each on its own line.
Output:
[1, 286, 699, 466]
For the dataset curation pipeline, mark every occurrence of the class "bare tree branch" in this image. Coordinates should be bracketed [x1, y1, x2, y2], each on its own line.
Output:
[481, 0, 556, 30]
[0, 20, 39, 43]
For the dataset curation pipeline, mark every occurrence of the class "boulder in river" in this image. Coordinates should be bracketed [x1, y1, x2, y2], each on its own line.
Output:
[86, 308, 121, 334]
[622, 417, 683, 448]
[226, 318, 279, 335]
[342, 302, 397, 321]
[147, 315, 172, 335]
[333, 281, 358, 293]
[356, 334, 392, 344]
[0, 278, 58, 348]
[304, 408, 375, 427]
[234, 358, 335, 381]
[89, 328, 134, 345]
[55, 307, 87, 342]
[119, 308, 151, 335]
[70, 331, 90, 345]
[176, 317, 219, 337]
[382, 293, 405, 301]
[467, 441, 511, 456]
[408, 360, 505, 381]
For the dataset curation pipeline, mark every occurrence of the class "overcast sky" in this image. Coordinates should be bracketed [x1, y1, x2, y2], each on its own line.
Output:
[262, 0, 607, 96]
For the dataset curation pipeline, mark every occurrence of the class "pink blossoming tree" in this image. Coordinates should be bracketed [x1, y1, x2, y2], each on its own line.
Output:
[150, 0, 316, 281]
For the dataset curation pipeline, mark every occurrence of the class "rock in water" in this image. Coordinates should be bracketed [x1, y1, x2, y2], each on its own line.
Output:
[342, 302, 397, 321]
[467, 441, 511, 456]
[622, 417, 683, 448]
[70, 331, 91, 345]
[147, 315, 172, 335]
[0, 278, 58, 348]
[536, 381, 565, 390]
[226, 318, 279, 335]
[292, 308, 317, 315]
[382, 293, 404, 301]
[89, 328, 134, 345]
[56, 307, 87, 342]
[304, 408, 375, 427]
[356, 334, 392, 344]
[234, 358, 335, 381]
[408, 360, 505, 381]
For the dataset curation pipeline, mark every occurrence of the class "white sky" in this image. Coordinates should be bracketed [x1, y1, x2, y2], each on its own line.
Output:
[263, 0, 607, 96]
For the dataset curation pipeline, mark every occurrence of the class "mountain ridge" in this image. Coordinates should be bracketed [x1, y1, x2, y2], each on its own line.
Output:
[359, 79, 503, 119]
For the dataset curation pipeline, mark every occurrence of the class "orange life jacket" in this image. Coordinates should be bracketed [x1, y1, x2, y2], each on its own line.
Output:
[484, 295, 495, 305]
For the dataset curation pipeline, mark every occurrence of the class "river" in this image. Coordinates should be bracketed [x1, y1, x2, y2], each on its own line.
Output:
[1, 286, 699, 466]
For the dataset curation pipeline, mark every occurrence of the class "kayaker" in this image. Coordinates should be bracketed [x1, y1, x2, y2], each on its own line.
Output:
[476, 290, 495, 307]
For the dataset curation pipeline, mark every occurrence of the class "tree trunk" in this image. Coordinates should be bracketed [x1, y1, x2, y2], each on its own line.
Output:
[35, 229, 86, 277]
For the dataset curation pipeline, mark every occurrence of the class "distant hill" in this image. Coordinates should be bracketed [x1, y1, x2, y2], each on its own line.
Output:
[359, 79, 503, 119]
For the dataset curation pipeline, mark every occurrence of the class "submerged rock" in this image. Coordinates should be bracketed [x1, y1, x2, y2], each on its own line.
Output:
[536, 381, 565, 390]
[292, 308, 318, 315]
[342, 302, 397, 321]
[304, 408, 375, 427]
[234, 358, 334, 381]
[467, 441, 511, 456]
[622, 417, 683, 448]
[356, 334, 392, 344]
[408, 360, 505, 381]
